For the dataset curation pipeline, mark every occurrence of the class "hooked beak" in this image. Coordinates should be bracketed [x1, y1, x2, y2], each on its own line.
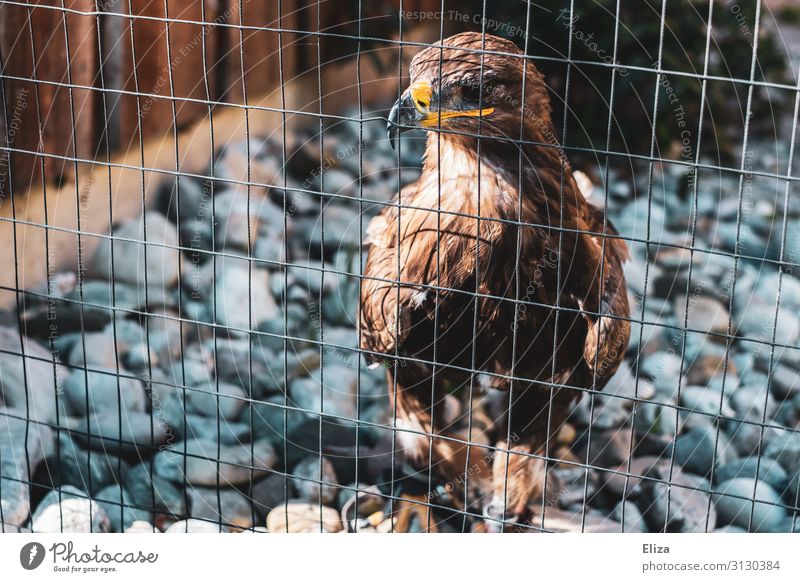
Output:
[387, 81, 433, 150]
[387, 80, 494, 149]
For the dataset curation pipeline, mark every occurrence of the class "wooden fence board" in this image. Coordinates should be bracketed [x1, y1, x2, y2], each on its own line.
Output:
[1, 0, 316, 198]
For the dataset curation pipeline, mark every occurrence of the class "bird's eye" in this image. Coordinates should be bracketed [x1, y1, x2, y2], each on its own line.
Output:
[462, 83, 493, 105]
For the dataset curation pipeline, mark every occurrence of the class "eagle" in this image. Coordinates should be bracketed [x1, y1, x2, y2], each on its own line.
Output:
[359, 32, 630, 532]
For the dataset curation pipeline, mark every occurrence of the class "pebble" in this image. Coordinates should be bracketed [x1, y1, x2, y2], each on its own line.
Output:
[67, 411, 171, 455]
[770, 364, 800, 399]
[89, 212, 181, 292]
[679, 386, 733, 427]
[714, 457, 788, 490]
[250, 473, 295, 518]
[164, 518, 229, 533]
[198, 257, 278, 330]
[155, 438, 277, 487]
[573, 429, 632, 469]
[0, 412, 55, 527]
[266, 501, 342, 533]
[713, 478, 787, 532]
[674, 425, 734, 478]
[611, 500, 648, 532]
[123, 462, 187, 524]
[674, 294, 730, 336]
[531, 506, 623, 533]
[292, 456, 340, 506]
[95, 485, 150, 532]
[125, 520, 159, 533]
[764, 430, 800, 472]
[184, 381, 247, 420]
[213, 188, 266, 252]
[0, 327, 66, 425]
[42, 434, 125, 495]
[637, 466, 716, 532]
[289, 364, 358, 420]
[32, 486, 110, 533]
[169, 413, 251, 446]
[63, 367, 147, 416]
[188, 487, 256, 531]
[68, 331, 125, 369]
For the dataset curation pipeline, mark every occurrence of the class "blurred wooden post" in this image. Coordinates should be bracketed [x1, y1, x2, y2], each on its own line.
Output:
[0, 0, 97, 201]
[0, 0, 310, 201]
[225, 0, 300, 103]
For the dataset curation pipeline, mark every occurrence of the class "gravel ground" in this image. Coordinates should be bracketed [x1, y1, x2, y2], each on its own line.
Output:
[1, 91, 799, 533]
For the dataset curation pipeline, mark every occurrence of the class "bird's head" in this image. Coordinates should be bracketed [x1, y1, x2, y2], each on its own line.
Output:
[388, 32, 552, 149]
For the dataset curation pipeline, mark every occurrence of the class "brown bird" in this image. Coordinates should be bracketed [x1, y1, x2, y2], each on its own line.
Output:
[359, 32, 630, 531]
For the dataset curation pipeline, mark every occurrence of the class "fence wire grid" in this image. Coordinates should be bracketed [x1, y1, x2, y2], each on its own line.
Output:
[0, 0, 799, 534]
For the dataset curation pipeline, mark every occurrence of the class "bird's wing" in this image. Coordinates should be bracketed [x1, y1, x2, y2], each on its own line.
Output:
[359, 187, 419, 360]
[572, 205, 631, 388]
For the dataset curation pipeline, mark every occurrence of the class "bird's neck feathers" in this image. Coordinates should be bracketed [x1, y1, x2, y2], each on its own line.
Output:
[420, 116, 585, 221]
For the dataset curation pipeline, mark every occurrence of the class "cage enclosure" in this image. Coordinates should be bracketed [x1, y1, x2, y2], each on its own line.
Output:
[1, 0, 799, 534]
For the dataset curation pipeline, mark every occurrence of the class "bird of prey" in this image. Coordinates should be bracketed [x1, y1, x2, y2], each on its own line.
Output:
[359, 32, 630, 531]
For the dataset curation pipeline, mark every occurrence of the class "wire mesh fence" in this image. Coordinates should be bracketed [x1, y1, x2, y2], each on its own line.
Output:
[0, 0, 799, 534]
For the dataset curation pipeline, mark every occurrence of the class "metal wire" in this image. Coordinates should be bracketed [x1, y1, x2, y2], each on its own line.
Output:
[0, 0, 798, 535]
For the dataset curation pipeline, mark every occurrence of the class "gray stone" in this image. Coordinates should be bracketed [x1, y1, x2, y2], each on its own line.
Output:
[249, 396, 308, 448]
[573, 429, 632, 469]
[143, 309, 184, 362]
[764, 430, 800, 472]
[674, 425, 734, 478]
[611, 500, 648, 532]
[297, 205, 362, 252]
[250, 473, 295, 518]
[185, 381, 246, 420]
[0, 327, 66, 425]
[40, 434, 125, 495]
[604, 361, 656, 401]
[68, 331, 124, 369]
[531, 506, 623, 533]
[633, 400, 679, 437]
[32, 485, 110, 533]
[289, 363, 358, 420]
[292, 456, 339, 505]
[0, 410, 55, 527]
[729, 384, 775, 422]
[637, 466, 716, 532]
[125, 520, 159, 533]
[95, 485, 150, 532]
[674, 294, 730, 336]
[713, 478, 787, 532]
[170, 413, 251, 445]
[63, 367, 147, 416]
[679, 386, 734, 428]
[67, 411, 171, 455]
[164, 518, 229, 533]
[155, 438, 276, 487]
[725, 420, 770, 458]
[123, 462, 187, 525]
[714, 457, 788, 490]
[213, 188, 270, 252]
[770, 365, 800, 399]
[188, 487, 256, 530]
[195, 257, 278, 331]
[735, 302, 800, 347]
[89, 212, 181, 291]
[714, 525, 748, 533]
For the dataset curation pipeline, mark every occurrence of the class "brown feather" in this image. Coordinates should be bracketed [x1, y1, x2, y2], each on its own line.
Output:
[359, 32, 631, 525]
